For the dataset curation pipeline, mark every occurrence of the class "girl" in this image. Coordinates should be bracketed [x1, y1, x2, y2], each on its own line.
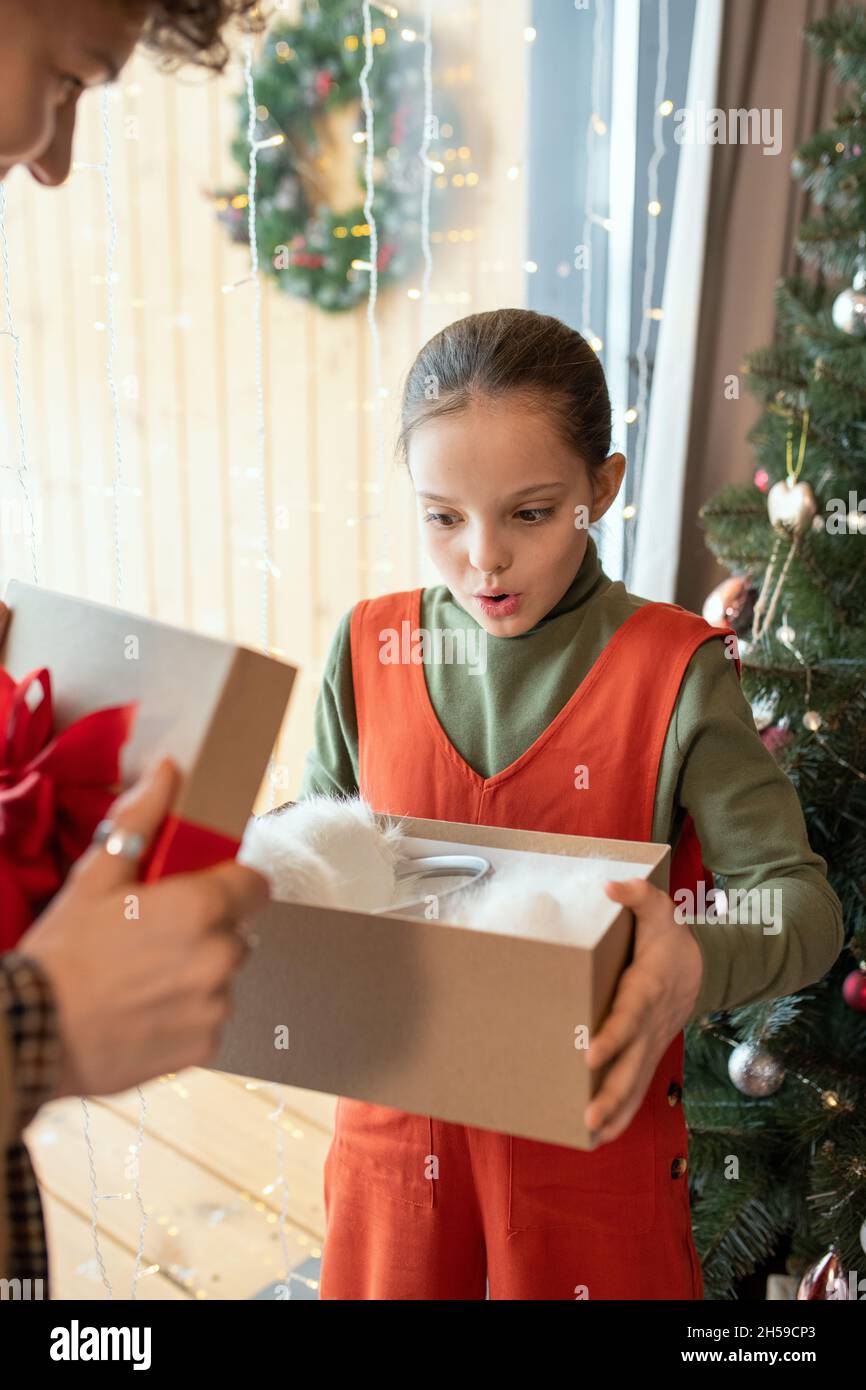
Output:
[299, 308, 843, 1301]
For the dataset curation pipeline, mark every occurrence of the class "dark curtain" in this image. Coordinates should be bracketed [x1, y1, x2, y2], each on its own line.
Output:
[676, 0, 843, 611]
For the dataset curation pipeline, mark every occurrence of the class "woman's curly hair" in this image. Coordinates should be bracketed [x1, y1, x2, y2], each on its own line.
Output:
[139, 1, 270, 73]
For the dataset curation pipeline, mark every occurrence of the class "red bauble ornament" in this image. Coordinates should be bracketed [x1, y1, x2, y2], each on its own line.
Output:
[702, 574, 755, 635]
[797, 1249, 849, 1299]
[842, 967, 866, 1012]
[760, 724, 794, 758]
[754, 468, 770, 493]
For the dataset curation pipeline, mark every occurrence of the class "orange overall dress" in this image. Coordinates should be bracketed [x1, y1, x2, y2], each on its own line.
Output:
[320, 591, 738, 1300]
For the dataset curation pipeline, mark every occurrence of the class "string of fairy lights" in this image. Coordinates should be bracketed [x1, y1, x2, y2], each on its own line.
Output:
[573, 0, 675, 582]
[418, 0, 435, 347]
[625, 0, 670, 586]
[69, 86, 151, 1302]
[579, 0, 607, 352]
[0, 183, 38, 584]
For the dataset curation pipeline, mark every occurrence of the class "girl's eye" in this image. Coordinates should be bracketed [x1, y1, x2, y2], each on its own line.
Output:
[424, 511, 460, 528]
[515, 506, 555, 523]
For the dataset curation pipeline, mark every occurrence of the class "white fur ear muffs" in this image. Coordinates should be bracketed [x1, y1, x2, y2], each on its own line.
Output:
[446, 870, 581, 944]
[238, 795, 410, 912]
[239, 795, 618, 942]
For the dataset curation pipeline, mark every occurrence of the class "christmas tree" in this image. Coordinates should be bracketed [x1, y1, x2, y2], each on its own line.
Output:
[687, 7, 866, 1301]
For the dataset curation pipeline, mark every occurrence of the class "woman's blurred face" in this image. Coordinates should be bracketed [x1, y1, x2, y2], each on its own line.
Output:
[0, 0, 150, 186]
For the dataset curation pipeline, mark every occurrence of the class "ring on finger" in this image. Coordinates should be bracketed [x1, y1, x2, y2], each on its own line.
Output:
[92, 819, 147, 861]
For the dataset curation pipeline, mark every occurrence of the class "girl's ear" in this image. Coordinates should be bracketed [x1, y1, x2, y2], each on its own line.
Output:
[590, 453, 626, 521]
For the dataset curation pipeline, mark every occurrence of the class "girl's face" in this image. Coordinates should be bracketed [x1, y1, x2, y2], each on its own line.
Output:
[409, 396, 625, 637]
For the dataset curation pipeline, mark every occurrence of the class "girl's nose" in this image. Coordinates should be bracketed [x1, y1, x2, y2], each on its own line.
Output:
[468, 529, 509, 578]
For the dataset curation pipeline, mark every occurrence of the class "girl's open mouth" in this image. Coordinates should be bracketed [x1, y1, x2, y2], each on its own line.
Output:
[474, 592, 521, 618]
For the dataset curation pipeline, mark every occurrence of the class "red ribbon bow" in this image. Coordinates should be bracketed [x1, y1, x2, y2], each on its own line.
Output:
[0, 666, 138, 950]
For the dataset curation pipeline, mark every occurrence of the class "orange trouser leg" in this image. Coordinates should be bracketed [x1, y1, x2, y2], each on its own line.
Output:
[320, 1054, 703, 1301]
[320, 1103, 487, 1300]
[466, 1060, 703, 1300]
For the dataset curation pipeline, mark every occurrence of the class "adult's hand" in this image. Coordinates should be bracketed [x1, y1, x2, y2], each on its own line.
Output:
[18, 756, 270, 1099]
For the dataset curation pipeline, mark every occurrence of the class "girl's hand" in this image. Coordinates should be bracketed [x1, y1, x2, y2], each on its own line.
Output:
[583, 877, 703, 1146]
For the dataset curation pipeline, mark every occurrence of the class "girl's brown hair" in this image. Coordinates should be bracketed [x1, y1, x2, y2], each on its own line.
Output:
[397, 308, 613, 486]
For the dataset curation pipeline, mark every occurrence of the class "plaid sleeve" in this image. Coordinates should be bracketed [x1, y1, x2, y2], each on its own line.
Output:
[0, 952, 63, 1132]
[0, 953, 63, 1286]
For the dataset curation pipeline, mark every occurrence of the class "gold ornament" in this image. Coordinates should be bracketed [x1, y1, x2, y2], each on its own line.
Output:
[752, 410, 812, 641]
[767, 478, 817, 537]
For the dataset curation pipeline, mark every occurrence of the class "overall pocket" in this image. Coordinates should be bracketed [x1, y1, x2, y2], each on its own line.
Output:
[508, 1098, 656, 1234]
[332, 1097, 435, 1208]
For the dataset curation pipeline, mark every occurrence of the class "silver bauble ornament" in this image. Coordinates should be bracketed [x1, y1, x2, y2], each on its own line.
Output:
[767, 478, 817, 537]
[832, 269, 866, 336]
[797, 1249, 849, 1300]
[728, 1040, 785, 1096]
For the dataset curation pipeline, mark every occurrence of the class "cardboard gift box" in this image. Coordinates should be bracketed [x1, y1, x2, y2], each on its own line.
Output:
[0, 580, 297, 881]
[212, 814, 670, 1150]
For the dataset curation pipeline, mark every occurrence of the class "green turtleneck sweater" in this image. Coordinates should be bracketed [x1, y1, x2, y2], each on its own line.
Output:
[298, 534, 844, 1022]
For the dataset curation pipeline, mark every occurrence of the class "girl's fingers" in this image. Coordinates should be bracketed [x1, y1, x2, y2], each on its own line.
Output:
[585, 1035, 648, 1142]
[604, 876, 656, 908]
[586, 971, 647, 1069]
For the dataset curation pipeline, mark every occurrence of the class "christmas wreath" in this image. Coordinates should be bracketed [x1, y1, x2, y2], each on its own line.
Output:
[215, 0, 460, 313]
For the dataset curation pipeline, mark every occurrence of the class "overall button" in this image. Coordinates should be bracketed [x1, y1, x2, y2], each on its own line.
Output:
[671, 1155, 688, 1179]
[667, 1081, 683, 1106]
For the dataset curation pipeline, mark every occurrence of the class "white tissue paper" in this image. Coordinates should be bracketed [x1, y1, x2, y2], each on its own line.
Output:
[238, 795, 652, 947]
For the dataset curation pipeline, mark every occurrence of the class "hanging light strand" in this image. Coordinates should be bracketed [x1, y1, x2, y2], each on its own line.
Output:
[242, 25, 280, 808]
[0, 183, 38, 584]
[75, 90, 147, 1299]
[266, 1092, 316, 1295]
[626, 0, 669, 585]
[100, 86, 126, 607]
[243, 29, 273, 658]
[81, 1098, 113, 1298]
[580, 0, 607, 342]
[358, 0, 389, 556]
[418, 0, 435, 346]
